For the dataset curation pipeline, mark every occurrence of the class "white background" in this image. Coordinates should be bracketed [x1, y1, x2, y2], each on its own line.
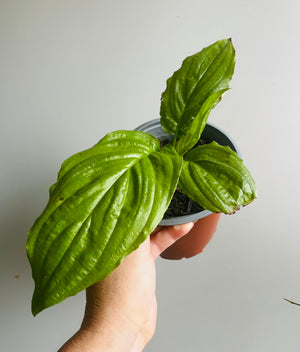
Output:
[1, 1, 300, 351]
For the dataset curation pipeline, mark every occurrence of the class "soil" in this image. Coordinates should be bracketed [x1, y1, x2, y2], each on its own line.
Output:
[163, 188, 204, 218]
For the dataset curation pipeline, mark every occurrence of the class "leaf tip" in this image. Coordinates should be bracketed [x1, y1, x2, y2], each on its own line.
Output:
[31, 301, 42, 317]
[228, 37, 235, 52]
[31, 287, 50, 316]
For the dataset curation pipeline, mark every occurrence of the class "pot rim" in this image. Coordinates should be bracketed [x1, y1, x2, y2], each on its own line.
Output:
[135, 118, 241, 226]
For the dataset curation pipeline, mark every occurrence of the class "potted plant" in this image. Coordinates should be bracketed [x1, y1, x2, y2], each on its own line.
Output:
[135, 118, 242, 260]
[27, 38, 256, 316]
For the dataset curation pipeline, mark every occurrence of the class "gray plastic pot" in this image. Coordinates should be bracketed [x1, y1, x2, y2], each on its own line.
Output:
[135, 118, 242, 259]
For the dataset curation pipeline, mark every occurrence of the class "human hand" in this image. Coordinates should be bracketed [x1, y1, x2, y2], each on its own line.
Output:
[59, 222, 194, 352]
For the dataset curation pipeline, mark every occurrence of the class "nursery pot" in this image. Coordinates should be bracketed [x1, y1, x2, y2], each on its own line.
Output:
[135, 119, 241, 260]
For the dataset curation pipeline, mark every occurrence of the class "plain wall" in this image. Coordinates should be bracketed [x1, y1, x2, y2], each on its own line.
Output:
[1, 0, 300, 351]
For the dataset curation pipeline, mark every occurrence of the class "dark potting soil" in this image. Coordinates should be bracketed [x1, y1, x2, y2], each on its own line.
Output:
[163, 188, 204, 218]
[162, 138, 206, 219]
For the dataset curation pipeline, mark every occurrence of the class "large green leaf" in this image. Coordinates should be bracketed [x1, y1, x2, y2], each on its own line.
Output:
[27, 131, 182, 315]
[160, 38, 235, 138]
[178, 142, 256, 213]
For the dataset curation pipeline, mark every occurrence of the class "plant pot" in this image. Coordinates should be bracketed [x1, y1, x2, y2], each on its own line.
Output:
[160, 213, 221, 259]
[135, 118, 241, 259]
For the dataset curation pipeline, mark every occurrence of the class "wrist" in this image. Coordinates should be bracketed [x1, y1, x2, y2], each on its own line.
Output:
[79, 321, 146, 352]
[80, 286, 156, 351]
[59, 324, 145, 352]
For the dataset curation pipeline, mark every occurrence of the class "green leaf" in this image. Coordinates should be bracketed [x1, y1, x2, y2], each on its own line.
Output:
[160, 38, 235, 138]
[27, 131, 182, 315]
[175, 89, 229, 155]
[178, 142, 256, 213]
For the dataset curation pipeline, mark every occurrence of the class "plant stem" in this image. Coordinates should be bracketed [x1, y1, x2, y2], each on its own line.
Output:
[284, 298, 300, 306]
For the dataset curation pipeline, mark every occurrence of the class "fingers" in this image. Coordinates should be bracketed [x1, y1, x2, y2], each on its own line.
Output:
[150, 222, 194, 259]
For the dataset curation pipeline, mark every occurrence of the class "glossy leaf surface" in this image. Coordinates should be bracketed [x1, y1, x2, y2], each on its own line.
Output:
[179, 142, 256, 213]
[175, 89, 228, 155]
[27, 131, 182, 315]
[160, 39, 235, 138]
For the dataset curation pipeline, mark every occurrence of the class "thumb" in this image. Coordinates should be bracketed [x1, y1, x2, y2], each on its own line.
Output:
[150, 222, 194, 259]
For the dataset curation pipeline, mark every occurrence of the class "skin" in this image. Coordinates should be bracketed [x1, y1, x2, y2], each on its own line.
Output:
[58, 222, 194, 352]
